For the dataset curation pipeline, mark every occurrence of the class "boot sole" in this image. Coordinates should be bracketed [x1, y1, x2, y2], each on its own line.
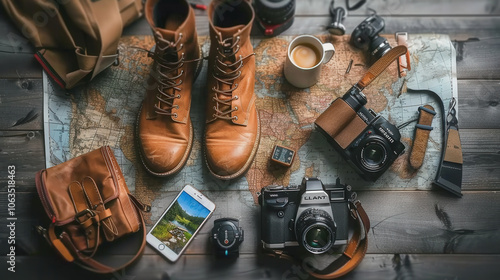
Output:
[203, 110, 261, 180]
[135, 46, 204, 177]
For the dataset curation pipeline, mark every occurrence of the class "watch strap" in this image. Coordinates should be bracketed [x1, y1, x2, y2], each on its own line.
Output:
[409, 105, 436, 169]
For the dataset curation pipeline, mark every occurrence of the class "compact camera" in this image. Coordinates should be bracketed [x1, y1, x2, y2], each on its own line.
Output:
[259, 177, 353, 254]
[315, 86, 405, 181]
[350, 15, 391, 61]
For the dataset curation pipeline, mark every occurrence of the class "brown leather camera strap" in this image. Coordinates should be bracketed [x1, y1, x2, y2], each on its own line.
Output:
[268, 200, 370, 279]
[357, 45, 408, 90]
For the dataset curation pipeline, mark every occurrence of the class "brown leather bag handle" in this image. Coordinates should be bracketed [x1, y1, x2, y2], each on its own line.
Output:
[267, 200, 370, 279]
[44, 194, 148, 274]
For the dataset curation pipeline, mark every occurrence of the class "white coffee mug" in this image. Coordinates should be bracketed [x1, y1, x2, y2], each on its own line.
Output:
[284, 35, 335, 88]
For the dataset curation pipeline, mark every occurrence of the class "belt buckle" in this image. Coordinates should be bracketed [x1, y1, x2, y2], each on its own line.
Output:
[75, 209, 96, 224]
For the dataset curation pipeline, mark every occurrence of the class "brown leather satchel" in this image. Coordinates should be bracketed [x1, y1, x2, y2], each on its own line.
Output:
[35, 146, 150, 273]
[1, 0, 143, 89]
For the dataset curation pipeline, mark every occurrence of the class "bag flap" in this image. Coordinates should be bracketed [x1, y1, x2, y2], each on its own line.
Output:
[36, 147, 120, 226]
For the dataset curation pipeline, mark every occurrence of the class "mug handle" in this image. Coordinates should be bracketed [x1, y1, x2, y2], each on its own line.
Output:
[322, 43, 335, 64]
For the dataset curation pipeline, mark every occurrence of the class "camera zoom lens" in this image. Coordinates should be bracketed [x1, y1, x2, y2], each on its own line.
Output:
[295, 208, 336, 254]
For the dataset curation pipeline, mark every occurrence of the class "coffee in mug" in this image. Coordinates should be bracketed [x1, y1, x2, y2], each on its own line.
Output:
[290, 43, 321, 68]
[284, 35, 335, 88]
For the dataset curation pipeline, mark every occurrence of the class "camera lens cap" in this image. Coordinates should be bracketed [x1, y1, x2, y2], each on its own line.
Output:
[211, 218, 244, 258]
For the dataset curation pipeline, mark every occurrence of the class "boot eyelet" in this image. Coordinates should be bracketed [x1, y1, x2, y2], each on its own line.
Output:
[173, 113, 178, 118]
[234, 106, 238, 111]
[176, 94, 181, 98]
[234, 95, 239, 100]
[175, 105, 179, 109]
[233, 116, 238, 121]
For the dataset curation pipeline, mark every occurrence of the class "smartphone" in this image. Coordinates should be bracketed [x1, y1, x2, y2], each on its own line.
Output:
[146, 185, 216, 262]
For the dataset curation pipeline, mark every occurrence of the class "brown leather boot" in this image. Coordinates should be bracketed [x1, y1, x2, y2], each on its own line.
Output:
[204, 0, 260, 179]
[137, 0, 202, 176]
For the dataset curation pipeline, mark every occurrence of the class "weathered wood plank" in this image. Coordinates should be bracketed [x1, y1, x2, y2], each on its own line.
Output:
[0, 79, 43, 130]
[0, 130, 44, 191]
[2, 191, 500, 256]
[461, 129, 500, 190]
[124, 15, 500, 40]
[2, 254, 500, 280]
[294, 0, 500, 16]
[458, 80, 500, 129]
[181, 0, 500, 16]
[0, 6, 41, 78]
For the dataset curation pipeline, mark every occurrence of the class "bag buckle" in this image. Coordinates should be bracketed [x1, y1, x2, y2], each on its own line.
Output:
[75, 208, 96, 224]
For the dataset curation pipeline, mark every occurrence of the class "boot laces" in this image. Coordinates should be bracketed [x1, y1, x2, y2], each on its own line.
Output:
[145, 32, 202, 117]
[212, 34, 255, 121]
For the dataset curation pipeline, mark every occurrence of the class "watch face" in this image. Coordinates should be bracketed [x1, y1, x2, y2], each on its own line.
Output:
[216, 223, 237, 248]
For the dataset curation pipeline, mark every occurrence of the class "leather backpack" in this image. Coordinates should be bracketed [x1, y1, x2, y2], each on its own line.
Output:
[35, 146, 150, 273]
[1, 0, 143, 89]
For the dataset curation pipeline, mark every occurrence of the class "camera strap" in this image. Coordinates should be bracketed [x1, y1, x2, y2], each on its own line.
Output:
[356, 45, 408, 90]
[266, 200, 370, 279]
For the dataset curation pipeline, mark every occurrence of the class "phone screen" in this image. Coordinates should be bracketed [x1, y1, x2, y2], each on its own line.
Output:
[150, 191, 211, 254]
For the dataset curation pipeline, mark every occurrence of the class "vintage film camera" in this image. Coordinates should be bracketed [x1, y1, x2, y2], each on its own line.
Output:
[259, 177, 353, 254]
[315, 47, 408, 181]
[350, 14, 392, 61]
[254, 0, 295, 36]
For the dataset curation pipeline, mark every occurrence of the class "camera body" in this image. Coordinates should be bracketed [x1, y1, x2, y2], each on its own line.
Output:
[350, 15, 391, 60]
[259, 177, 352, 254]
[315, 86, 405, 181]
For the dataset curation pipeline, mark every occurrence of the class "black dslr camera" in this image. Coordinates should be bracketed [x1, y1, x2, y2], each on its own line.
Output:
[259, 177, 353, 254]
[350, 15, 392, 61]
[315, 85, 405, 181]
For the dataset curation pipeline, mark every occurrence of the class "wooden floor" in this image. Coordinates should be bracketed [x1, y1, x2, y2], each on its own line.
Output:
[1, 0, 500, 279]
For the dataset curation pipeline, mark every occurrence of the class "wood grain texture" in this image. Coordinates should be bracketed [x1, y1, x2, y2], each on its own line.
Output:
[1, 254, 500, 280]
[0, 130, 44, 191]
[124, 15, 500, 39]
[0, 79, 43, 130]
[2, 191, 500, 256]
[458, 80, 500, 129]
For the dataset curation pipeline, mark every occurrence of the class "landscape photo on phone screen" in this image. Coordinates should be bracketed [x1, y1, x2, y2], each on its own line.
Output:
[151, 191, 210, 254]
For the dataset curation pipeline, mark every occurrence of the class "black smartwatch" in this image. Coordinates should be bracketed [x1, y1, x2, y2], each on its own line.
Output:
[211, 218, 243, 257]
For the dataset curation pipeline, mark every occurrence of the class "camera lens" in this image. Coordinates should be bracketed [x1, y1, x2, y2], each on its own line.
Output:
[359, 137, 389, 172]
[305, 225, 330, 249]
[295, 208, 336, 254]
[369, 36, 392, 60]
